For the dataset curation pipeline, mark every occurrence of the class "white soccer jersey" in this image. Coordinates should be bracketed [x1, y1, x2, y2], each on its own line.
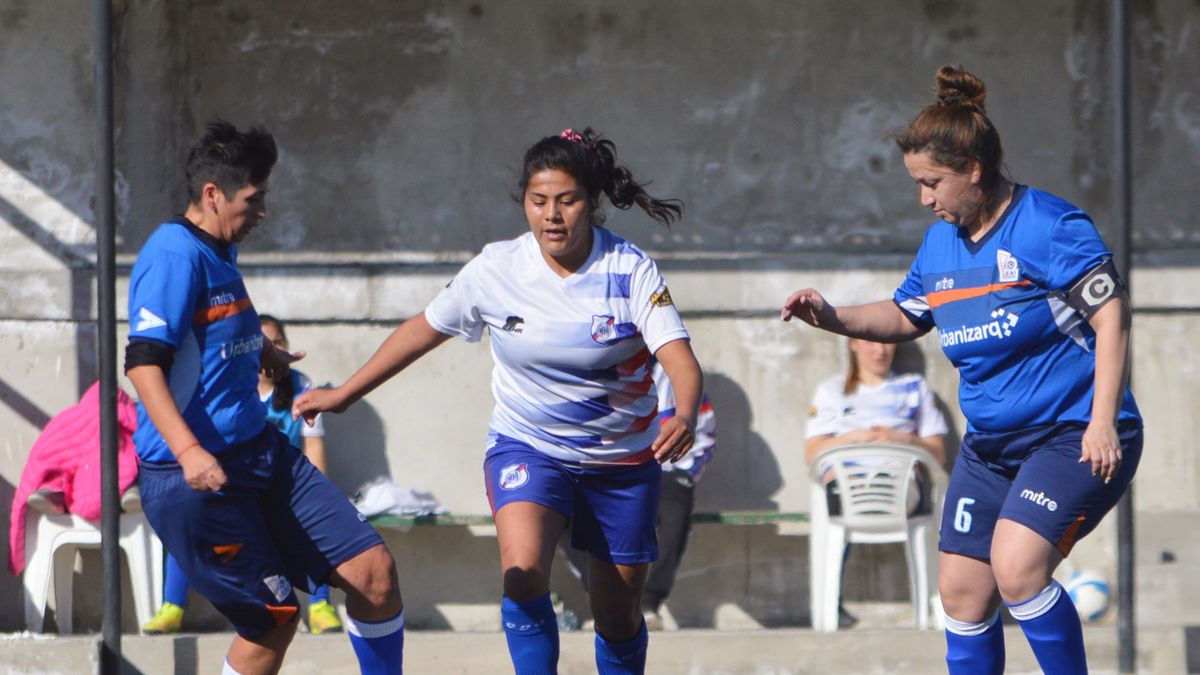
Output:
[425, 226, 690, 464]
[653, 361, 717, 478]
[804, 372, 947, 439]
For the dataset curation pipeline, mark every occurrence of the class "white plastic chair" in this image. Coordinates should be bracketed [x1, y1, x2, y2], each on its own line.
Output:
[22, 510, 163, 633]
[808, 443, 946, 632]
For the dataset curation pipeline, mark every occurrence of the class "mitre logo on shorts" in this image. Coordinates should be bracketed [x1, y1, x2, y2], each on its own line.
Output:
[499, 463, 530, 490]
[262, 574, 292, 602]
[591, 315, 616, 344]
[997, 249, 1020, 283]
[1019, 488, 1058, 512]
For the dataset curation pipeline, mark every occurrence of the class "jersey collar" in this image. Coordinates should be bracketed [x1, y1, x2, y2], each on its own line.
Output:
[171, 215, 233, 262]
[960, 184, 1028, 255]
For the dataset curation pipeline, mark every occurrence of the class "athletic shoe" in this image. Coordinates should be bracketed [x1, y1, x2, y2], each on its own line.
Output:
[142, 602, 184, 634]
[643, 609, 664, 632]
[837, 604, 859, 629]
[308, 600, 344, 634]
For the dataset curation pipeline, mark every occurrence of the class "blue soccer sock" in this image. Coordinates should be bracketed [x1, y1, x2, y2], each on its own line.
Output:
[595, 620, 648, 675]
[345, 610, 404, 675]
[501, 594, 559, 675]
[944, 609, 1005, 675]
[311, 583, 331, 604]
[163, 552, 190, 607]
[1008, 580, 1087, 675]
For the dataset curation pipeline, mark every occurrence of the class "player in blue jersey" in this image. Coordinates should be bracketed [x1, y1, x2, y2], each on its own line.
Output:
[295, 127, 704, 675]
[781, 66, 1141, 675]
[125, 122, 403, 675]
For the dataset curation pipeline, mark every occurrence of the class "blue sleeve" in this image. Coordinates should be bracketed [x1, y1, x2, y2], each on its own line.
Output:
[128, 249, 201, 349]
[1047, 213, 1111, 290]
[892, 248, 935, 331]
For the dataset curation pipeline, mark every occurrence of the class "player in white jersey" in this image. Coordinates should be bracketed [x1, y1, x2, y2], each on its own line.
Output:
[782, 67, 1140, 675]
[295, 128, 702, 674]
[804, 338, 948, 627]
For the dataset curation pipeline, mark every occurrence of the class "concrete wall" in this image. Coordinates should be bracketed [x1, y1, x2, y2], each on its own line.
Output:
[2, 0, 1198, 632]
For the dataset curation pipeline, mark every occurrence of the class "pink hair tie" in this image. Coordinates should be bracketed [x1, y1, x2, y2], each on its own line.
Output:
[560, 128, 585, 146]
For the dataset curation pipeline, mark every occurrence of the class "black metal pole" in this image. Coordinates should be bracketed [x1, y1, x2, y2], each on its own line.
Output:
[1110, 0, 1135, 672]
[93, 0, 121, 672]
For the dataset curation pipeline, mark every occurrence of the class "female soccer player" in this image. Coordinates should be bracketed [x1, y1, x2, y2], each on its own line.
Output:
[294, 127, 703, 675]
[781, 67, 1141, 675]
[142, 315, 344, 637]
[127, 122, 402, 675]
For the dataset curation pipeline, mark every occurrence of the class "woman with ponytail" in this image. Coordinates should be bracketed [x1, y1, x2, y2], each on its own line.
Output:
[782, 66, 1141, 674]
[296, 128, 702, 674]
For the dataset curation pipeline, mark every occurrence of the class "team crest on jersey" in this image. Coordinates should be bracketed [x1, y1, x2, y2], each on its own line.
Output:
[650, 285, 674, 307]
[591, 315, 617, 344]
[997, 249, 1020, 283]
[499, 463, 530, 490]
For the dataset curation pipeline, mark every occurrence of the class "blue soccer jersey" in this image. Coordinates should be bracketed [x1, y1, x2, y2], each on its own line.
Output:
[893, 186, 1140, 433]
[127, 218, 266, 461]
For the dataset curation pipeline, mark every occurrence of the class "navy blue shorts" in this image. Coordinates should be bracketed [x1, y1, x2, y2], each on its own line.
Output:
[483, 436, 662, 565]
[139, 425, 384, 638]
[939, 421, 1142, 559]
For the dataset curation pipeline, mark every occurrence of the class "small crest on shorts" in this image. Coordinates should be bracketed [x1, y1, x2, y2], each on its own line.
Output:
[997, 249, 1020, 283]
[262, 574, 292, 603]
[650, 285, 674, 307]
[591, 315, 616, 344]
[499, 463, 530, 490]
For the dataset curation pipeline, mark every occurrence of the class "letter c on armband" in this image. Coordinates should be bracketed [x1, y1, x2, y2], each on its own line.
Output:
[1065, 259, 1125, 319]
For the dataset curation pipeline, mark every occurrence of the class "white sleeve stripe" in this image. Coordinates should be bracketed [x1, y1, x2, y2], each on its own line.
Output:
[899, 296, 930, 314]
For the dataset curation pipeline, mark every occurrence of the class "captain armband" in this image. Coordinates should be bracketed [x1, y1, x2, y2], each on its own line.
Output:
[1064, 259, 1126, 319]
[124, 338, 175, 375]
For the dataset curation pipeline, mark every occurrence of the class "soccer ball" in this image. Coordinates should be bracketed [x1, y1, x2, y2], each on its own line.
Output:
[1065, 569, 1111, 622]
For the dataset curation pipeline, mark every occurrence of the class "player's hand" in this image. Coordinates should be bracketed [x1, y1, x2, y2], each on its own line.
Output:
[292, 386, 351, 426]
[781, 288, 837, 327]
[1080, 420, 1122, 483]
[652, 416, 695, 464]
[178, 445, 227, 492]
[260, 339, 305, 381]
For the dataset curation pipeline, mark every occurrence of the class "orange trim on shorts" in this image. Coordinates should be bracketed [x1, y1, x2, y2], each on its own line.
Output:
[265, 604, 299, 626]
[1056, 514, 1087, 556]
[926, 280, 1032, 308]
[193, 297, 253, 325]
[213, 543, 244, 565]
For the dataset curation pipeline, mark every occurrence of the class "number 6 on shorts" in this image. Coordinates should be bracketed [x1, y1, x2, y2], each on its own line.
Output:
[954, 497, 976, 533]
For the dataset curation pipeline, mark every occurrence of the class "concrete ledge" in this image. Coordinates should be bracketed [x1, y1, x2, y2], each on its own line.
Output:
[0, 626, 1186, 674]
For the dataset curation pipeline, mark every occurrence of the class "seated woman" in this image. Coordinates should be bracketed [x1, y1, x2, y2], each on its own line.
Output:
[804, 338, 948, 627]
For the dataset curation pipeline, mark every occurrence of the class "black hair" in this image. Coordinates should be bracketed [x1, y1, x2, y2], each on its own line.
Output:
[258, 314, 293, 411]
[516, 127, 683, 227]
[185, 119, 278, 203]
[894, 66, 1007, 219]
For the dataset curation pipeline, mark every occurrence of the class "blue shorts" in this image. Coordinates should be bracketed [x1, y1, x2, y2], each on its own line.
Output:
[139, 425, 384, 638]
[939, 421, 1142, 559]
[483, 435, 662, 565]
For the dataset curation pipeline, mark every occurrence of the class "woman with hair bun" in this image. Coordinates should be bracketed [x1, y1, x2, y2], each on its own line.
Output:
[296, 128, 702, 674]
[782, 66, 1141, 674]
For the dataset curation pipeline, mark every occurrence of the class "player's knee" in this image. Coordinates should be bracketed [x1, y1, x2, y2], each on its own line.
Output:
[501, 565, 548, 601]
[992, 562, 1051, 605]
[938, 575, 995, 623]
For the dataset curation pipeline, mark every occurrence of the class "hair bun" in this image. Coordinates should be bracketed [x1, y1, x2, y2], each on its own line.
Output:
[935, 65, 987, 111]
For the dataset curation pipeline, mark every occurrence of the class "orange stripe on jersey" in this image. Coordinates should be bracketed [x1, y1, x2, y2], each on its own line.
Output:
[265, 604, 299, 626]
[926, 280, 1032, 308]
[194, 298, 254, 326]
[1055, 514, 1087, 556]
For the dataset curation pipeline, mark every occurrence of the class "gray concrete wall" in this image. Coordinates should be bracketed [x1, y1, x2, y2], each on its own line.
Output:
[1, 0, 1198, 633]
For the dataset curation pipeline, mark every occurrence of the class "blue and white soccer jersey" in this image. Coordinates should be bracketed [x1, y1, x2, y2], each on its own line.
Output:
[128, 217, 267, 462]
[128, 219, 381, 637]
[428, 225, 690, 563]
[804, 372, 948, 441]
[652, 361, 716, 480]
[426, 225, 689, 465]
[891, 186, 1143, 557]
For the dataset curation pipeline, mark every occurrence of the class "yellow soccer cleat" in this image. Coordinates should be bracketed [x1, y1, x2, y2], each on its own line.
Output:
[307, 600, 344, 634]
[142, 602, 184, 635]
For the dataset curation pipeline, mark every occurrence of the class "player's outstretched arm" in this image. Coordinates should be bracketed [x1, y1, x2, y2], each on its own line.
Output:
[293, 313, 452, 423]
[651, 338, 703, 464]
[1080, 295, 1131, 483]
[781, 292, 927, 343]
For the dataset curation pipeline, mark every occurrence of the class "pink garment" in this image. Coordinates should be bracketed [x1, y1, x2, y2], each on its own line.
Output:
[8, 382, 139, 575]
